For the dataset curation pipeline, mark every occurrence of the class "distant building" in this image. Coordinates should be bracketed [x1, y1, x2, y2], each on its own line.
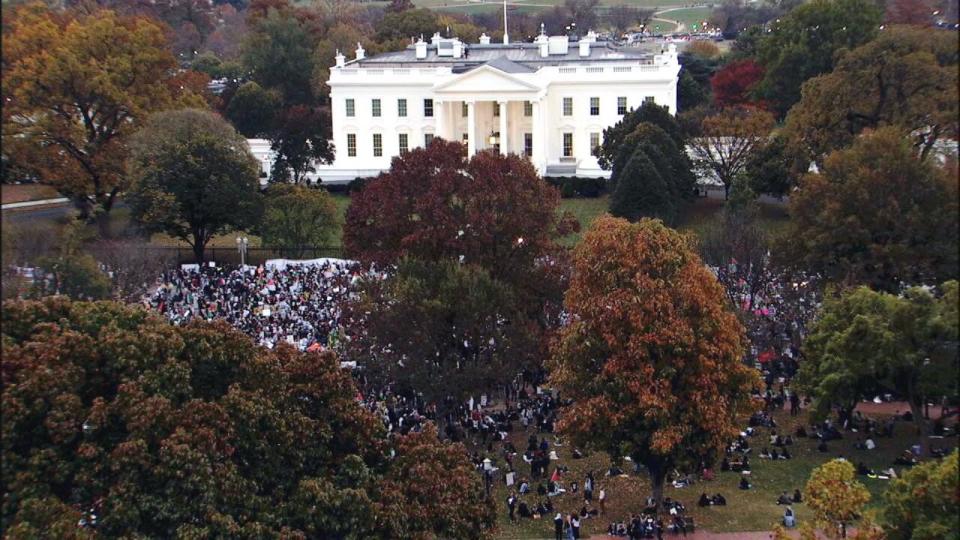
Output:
[307, 29, 680, 183]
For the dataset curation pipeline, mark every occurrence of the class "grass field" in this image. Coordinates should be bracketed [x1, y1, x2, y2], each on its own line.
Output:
[488, 405, 957, 538]
[654, 5, 712, 30]
[1, 184, 60, 204]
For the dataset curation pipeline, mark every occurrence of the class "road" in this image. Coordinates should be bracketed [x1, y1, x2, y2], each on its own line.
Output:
[1, 200, 129, 224]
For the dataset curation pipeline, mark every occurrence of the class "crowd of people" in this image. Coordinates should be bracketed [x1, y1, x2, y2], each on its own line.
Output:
[147, 260, 369, 352]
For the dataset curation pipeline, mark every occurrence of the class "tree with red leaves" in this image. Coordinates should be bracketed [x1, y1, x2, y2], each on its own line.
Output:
[711, 59, 765, 109]
[344, 140, 577, 307]
[547, 216, 759, 512]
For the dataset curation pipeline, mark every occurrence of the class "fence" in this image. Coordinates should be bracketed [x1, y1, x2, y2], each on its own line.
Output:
[164, 246, 345, 266]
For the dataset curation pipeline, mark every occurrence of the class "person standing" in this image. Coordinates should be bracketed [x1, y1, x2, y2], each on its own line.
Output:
[566, 514, 575, 540]
[571, 514, 581, 539]
[584, 472, 593, 502]
[507, 492, 517, 522]
[790, 391, 800, 416]
[599, 486, 607, 515]
[554, 512, 564, 540]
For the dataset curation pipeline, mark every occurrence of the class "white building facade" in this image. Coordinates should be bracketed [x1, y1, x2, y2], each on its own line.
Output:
[312, 31, 680, 182]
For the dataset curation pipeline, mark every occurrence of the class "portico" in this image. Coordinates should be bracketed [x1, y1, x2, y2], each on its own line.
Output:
[434, 62, 547, 171]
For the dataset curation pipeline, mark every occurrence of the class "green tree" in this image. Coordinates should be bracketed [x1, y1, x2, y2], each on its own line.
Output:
[127, 109, 262, 263]
[31, 222, 111, 301]
[755, 0, 883, 117]
[781, 127, 958, 291]
[242, 8, 316, 105]
[597, 102, 686, 170]
[744, 135, 801, 198]
[547, 216, 759, 510]
[375, 8, 439, 42]
[609, 148, 676, 224]
[225, 81, 281, 137]
[804, 459, 871, 539]
[2, 7, 203, 223]
[346, 259, 538, 415]
[882, 450, 960, 540]
[260, 184, 339, 256]
[269, 105, 335, 184]
[799, 282, 959, 442]
[1, 297, 496, 538]
[785, 25, 958, 164]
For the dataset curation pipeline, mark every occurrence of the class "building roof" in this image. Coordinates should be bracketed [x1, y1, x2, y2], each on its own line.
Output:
[351, 41, 654, 70]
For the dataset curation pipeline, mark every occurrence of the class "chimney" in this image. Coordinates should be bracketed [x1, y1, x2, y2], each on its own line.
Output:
[335, 49, 345, 67]
[452, 39, 463, 58]
[415, 37, 427, 59]
[479, 32, 491, 45]
[431, 32, 442, 45]
[355, 42, 365, 60]
[584, 29, 598, 43]
[579, 40, 590, 57]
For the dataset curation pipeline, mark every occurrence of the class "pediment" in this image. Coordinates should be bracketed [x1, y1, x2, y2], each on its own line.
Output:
[434, 64, 541, 94]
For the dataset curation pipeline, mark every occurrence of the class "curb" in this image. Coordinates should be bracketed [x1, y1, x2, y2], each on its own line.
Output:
[1, 198, 70, 210]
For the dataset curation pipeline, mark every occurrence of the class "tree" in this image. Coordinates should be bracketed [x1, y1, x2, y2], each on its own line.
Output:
[1, 297, 496, 538]
[88, 240, 177, 302]
[260, 184, 339, 256]
[31, 222, 112, 301]
[688, 106, 775, 198]
[375, 8, 439, 42]
[597, 102, 686, 170]
[127, 109, 262, 263]
[607, 123, 696, 225]
[225, 81, 281, 137]
[346, 259, 538, 413]
[677, 52, 720, 111]
[386, 0, 414, 12]
[784, 26, 958, 164]
[885, 0, 935, 25]
[604, 5, 652, 35]
[1, 7, 201, 223]
[782, 127, 959, 291]
[269, 105, 335, 184]
[344, 141, 577, 308]
[547, 216, 759, 511]
[562, 0, 600, 33]
[744, 135, 800, 198]
[686, 40, 721, 60]
[883, 450, 959, 540]
[799, 282, 959, 444]
[754, 0, 883, 117]
[711, 59, 765, 109]
[242, 8, 316, 105]
[804, 459, 871, 539]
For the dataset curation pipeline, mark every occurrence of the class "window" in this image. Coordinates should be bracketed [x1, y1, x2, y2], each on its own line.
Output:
[590, 97, 599, 116]
[617, 96, 627, 115]
[524, 133, 533, 157]
[644, 96, 656, 105]
[347, 133, 356, 157]
[462, 132, 469, 143]
[398, 98, 407, 117]
[563, 133, 573, 157]
[398, 133, 408, 153]
[590, 132, 601, 155]
[345, 98, 355, 117]
[562, 97, 573, 116]
[373, 133, 382, 157]
[492, 131, 500, 154]
[372, 99, 381, 117]
[493, 103, 500, 117]
[524, 101, 533, 117]
[425, 133, 435, 146]
[424, 99, 434, 117]
[462, 102, 469, 117]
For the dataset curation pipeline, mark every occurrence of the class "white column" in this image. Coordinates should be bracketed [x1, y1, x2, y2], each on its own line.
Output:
[435, 99, 446, 140]
[531, 99, 543, 174]
[466, 100, 476, 157]
[498, 100, 508, 155]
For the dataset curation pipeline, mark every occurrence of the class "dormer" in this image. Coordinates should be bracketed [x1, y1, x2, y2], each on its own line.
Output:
[415, 37, 427, 59]
[355, 42, 365, 60]
[479, 32, 491, 45]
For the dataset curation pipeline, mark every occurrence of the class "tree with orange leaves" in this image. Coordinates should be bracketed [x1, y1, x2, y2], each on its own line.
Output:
[547, 216, 759, 510]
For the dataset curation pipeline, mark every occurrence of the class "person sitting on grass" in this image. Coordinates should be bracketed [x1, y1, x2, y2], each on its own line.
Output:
[818, 440, 829, 453]
[739, 475, 752, 490]
[783, 506, 796, 528]
[759, 448, 772, 459]
[894, 450, 918, 466]
[712, 493, 727, 506]
[519, 500, 531, 518]
[779, 448, 792, 460]
[792, 489, 802, 503]
[698, 493, 711, 507]
[721, 457, 730, 471]
[777, 491, 792, 505]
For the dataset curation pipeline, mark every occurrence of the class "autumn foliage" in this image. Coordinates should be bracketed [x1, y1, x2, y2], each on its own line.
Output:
[803, 459, 871, 539]
[711, 59, 765, 109]
[1, 298, 495, 538]
[547, 216, 759, 509]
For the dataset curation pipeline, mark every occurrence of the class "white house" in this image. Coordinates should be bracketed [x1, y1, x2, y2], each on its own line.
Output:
[309, 28, 681, 183]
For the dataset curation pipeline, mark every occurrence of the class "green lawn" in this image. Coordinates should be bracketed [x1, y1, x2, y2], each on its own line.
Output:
[654, 6, 713, 31]
[488, 406, 956, 538]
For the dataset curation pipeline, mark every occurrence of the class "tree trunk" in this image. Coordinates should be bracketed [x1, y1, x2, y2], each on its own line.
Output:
[192, 231, 207, 264]
[649, 464, 666, 515]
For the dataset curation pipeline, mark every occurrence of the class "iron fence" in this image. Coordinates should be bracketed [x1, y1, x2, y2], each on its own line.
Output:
[162, 246, 345, 266]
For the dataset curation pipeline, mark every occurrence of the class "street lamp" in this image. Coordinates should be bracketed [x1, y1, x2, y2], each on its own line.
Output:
[236, 236, 249, 266]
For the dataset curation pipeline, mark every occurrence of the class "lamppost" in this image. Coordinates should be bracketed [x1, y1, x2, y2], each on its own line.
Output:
[236, 236, 249, 266]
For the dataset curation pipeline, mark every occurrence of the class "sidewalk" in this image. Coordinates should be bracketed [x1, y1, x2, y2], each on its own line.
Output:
[1, 197, 69, 210]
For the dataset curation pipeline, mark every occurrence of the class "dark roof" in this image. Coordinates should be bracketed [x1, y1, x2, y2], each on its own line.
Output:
[483, 56, 535, 74]
[352, 41, 653, 69]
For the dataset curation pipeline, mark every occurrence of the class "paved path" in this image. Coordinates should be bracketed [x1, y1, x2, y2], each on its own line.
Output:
[1, 197, 69, 210]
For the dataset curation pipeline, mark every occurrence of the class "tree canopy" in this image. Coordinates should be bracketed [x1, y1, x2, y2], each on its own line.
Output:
[1, 7, 202, 220]
[754, 0, 883, 117]
[260, 184, 340, 256]
[882, 450, 960, 540]
[547, 216, 759, 510]
[688, 106, 776, 198]
[784, 25, 958, 164]
[803, 459, 871, 539]
[597, 102, 686, 170]
[126, 109, 263, 263]
[1, 297, 496, 538]
[781, 127, 959, 291]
